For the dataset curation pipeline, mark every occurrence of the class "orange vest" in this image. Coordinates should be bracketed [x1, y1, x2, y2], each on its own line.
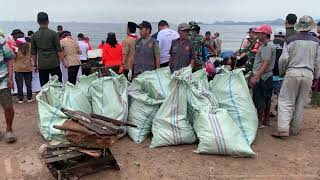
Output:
[102, 43, 123, 67]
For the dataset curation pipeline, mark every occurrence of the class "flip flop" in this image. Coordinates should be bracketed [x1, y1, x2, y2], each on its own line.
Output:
[5, 132, 17, 143]
[271, 131, 289, 139]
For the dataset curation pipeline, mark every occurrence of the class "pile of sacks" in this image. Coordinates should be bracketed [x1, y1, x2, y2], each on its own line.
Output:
[36, 71, 129, 142]
[127, 66, 258, 157]
[36, 66, 258, 157]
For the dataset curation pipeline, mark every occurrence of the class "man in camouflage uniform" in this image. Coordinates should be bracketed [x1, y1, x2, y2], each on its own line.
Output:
[188, 21, 214, 71]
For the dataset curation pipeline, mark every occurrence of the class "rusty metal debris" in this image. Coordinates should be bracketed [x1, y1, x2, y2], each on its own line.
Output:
[43, 144, 120, 180]
[45, 109, 135, 179]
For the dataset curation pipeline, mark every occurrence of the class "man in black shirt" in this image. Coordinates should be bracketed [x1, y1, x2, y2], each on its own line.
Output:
[272, 28, 285, 114]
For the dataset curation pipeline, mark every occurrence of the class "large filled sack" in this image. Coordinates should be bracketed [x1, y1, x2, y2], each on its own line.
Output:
[127, 78, 163, 144]
[36, 76, 67, 141]
[136, 67, 171, 99]
[89, 74, 128, 121]
[61, 82, 92, 114]
[150, 67, 197, 148]
[193, 108, 254, 156]
[89, 74, 128, 137]
[209, 69, 258, 145]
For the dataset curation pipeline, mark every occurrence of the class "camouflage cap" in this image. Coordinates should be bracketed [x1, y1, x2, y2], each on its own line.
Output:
[189, 21, 198, 27]
[178, 23, 191, 31]
[294, 15, 316, 32]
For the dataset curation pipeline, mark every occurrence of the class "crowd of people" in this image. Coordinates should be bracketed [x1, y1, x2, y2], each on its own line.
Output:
[0, 11, 319, 143]
[232, 13, 320, 138]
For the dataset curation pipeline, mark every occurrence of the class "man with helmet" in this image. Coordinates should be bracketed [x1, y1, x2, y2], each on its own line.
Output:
[249, 24, 276, 129]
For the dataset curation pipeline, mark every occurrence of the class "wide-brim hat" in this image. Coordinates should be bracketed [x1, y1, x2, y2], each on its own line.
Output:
[294, 15, 316, 32]
[178, 23, 191, 31]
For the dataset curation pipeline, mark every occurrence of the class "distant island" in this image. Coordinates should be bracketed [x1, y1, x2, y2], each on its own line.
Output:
[198, 18, 320, 26]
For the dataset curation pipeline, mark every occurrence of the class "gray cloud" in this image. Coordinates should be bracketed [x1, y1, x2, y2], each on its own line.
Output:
[1, 0, 319, 23]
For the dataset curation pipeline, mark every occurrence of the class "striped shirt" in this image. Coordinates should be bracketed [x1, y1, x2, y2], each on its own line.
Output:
[0, 40, 14, 89]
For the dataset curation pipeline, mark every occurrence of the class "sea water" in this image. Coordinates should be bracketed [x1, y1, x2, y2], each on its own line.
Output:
[0, 21, 282, 51]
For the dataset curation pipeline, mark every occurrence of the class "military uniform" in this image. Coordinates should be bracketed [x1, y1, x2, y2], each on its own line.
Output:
[169, 38, 195, 73]
[188, 34, 208, 71]
[238, 38, 260, 75]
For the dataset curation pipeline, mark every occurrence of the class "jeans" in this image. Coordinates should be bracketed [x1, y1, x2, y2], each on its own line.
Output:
[68, 65, 80, 85]
[39, 66, 62, 87]
[15, 72, 32, 100]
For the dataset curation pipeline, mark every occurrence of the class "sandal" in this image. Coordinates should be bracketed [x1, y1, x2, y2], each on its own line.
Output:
[271, 131, 289, 138]
[5, 132, 17, 143]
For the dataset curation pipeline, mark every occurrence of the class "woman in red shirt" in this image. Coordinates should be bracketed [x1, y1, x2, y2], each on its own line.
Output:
[102, 33, 123, 73]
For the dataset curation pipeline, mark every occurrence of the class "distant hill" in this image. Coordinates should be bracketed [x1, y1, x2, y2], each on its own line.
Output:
[211, 18, 285, 25]
[208, 18, 320, 25]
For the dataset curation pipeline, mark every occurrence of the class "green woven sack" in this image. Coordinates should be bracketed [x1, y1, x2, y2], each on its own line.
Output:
[209, 69, 258, 145]
[193, 108, 254, 156]
[36, 76, 67, 141]
[150, 67, 197, 148]
[127, 78, 163, 144]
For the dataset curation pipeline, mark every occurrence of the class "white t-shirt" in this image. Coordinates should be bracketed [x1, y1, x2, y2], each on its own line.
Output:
[78, 40, 89, 61]
[157, 28, 180, 64]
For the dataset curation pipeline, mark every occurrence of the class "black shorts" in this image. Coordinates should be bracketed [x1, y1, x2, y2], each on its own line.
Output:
[252, 77, 273, 109]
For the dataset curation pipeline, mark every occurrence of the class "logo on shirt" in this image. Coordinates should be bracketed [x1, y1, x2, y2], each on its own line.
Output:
[185, 46, 190, 52]
[148, 43, 154, 48]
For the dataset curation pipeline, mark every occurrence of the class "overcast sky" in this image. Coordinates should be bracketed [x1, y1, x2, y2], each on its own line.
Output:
[1, 0, 319, 23]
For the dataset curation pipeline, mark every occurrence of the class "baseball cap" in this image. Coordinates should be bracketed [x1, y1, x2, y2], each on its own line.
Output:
[178, 23, 191, 31]
[274, 28, 285, 36]
[11, 29, 24, 36]
[254, 24, 272, 34]
[138, 21, 152, 30]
